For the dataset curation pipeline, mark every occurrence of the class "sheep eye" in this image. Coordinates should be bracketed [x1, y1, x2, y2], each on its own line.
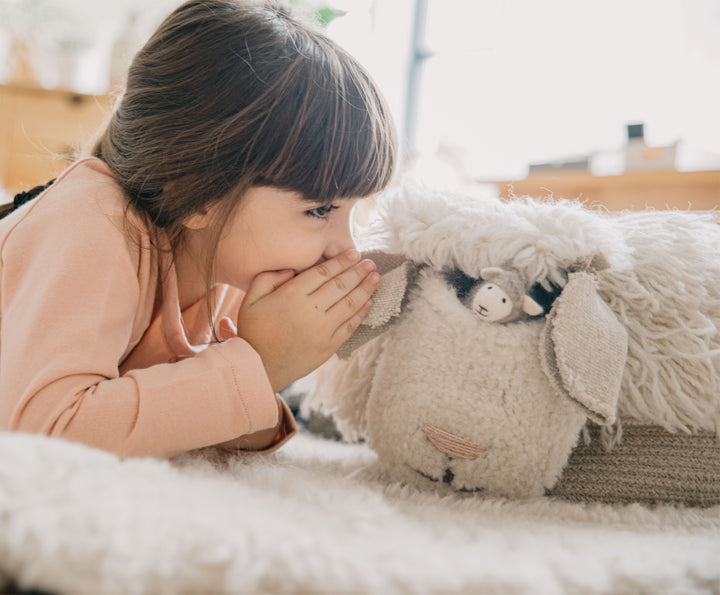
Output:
[502, 298, 506, 303]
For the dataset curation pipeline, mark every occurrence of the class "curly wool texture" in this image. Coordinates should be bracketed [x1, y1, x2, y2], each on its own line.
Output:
[2, 431, 719, 595]
[364, 184, 634, 288]
[599, 210, 720, 432]
[357, 185, 720, 433]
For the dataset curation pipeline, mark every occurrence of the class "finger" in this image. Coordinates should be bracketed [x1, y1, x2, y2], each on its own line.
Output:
[294, 249, 361, 294]
[326, 270, 381, 319]
[243, 269, 295, 306]
[331, 297, 374, 344]
[311, 259, 377, 311]
[216, 316, 237, 341]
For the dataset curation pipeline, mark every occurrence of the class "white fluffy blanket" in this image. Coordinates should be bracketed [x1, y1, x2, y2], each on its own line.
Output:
[1, 430, 719, 594]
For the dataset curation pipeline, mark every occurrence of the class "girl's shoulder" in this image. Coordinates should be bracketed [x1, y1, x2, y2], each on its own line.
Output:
[11, 157, 134, 228]
[0, 158, 149, 260]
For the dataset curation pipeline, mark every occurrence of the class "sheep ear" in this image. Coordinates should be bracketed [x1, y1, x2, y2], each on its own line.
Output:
[522, 294, 544, 317]
[539, 272, 627, 425]
[336, 251, 418, 359]
[571, 251, 611, 274]
[480, 266, 504, 279]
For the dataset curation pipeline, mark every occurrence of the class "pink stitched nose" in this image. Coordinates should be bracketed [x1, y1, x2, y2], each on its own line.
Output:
[421, 423, 486, 460]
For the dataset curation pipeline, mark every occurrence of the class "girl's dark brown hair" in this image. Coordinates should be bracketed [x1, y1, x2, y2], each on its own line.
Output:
[93, 0, 397, 334]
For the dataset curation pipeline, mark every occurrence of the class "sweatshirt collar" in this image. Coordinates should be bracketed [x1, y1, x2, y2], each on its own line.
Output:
[157, 244, 230, 358]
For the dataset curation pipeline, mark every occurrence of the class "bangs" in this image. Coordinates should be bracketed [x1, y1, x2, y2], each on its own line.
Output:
[251, 37, 397, 203]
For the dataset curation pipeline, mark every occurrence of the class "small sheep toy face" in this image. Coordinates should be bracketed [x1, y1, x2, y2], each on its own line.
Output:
[459, 267, 544, 323]
[470, 282, 513, 321]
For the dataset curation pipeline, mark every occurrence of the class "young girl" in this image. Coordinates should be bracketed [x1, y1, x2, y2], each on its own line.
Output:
[0, 0, 396, 457]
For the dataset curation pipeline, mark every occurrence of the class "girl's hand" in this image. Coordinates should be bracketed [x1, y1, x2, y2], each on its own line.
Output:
[236, 250, 381, 392]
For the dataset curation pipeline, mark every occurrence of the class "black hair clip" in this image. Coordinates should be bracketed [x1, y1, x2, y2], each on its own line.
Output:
[14, 179, 56, 209]
[1, 179, 57, 219]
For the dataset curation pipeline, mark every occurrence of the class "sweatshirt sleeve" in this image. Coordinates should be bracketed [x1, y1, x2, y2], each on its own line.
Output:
[0, 190, 291, 458]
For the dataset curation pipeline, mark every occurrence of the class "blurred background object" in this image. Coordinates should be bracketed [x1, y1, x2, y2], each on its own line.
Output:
[0, 0, 718, 209]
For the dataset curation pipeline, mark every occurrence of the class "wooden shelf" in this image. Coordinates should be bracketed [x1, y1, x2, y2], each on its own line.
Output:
[0, 84, 115, 193]
[487, 169, 720, 211]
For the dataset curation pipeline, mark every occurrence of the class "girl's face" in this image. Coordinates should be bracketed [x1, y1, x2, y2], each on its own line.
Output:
[211, 186, 361, 292]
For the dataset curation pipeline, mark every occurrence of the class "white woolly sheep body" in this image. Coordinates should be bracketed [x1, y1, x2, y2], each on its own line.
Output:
[309, 188, 720, 500]
[597, 211, 720, 432]
[373, 190, 720, 434]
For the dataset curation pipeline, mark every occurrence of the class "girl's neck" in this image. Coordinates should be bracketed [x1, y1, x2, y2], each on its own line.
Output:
[173, 236, 209, 311]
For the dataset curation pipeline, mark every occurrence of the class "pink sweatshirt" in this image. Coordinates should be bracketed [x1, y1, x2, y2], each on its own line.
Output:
[0, 158, 295, 457]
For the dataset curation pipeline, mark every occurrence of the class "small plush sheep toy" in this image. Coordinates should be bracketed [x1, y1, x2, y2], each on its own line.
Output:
[307, 185, 720, 504]
[445, 267, 545, 322]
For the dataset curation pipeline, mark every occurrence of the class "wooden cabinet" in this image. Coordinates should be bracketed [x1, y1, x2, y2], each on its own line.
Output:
[489, 169, 720, 212]
[0, 84, 115, 194]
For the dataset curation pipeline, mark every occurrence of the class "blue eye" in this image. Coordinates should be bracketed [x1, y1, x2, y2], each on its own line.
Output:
[305, 205, 339, 220]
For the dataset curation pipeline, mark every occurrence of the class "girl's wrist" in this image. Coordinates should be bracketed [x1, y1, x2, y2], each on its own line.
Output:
[216, 396, 285, 451]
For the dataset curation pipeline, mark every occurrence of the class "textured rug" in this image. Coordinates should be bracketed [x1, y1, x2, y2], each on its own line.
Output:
[1, 430, 719, 595]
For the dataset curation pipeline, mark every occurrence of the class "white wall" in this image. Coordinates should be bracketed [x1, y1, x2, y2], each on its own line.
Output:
[328, 0, 720, 181]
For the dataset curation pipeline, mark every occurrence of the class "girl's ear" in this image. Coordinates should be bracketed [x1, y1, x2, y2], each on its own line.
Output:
[183, 207, 213, 230]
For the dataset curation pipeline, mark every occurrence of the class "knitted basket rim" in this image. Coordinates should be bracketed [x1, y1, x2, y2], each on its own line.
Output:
[550, 423, 720, 507]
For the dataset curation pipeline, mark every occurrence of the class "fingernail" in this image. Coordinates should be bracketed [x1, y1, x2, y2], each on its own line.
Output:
[361, 259, 376, 272]
[369, 272, 381, 284]
[346, 249, 360, 261]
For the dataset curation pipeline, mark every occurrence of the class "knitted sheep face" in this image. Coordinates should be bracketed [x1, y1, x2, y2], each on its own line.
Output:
[320, 254, 627, 498]
[367, 268, 588, 496]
